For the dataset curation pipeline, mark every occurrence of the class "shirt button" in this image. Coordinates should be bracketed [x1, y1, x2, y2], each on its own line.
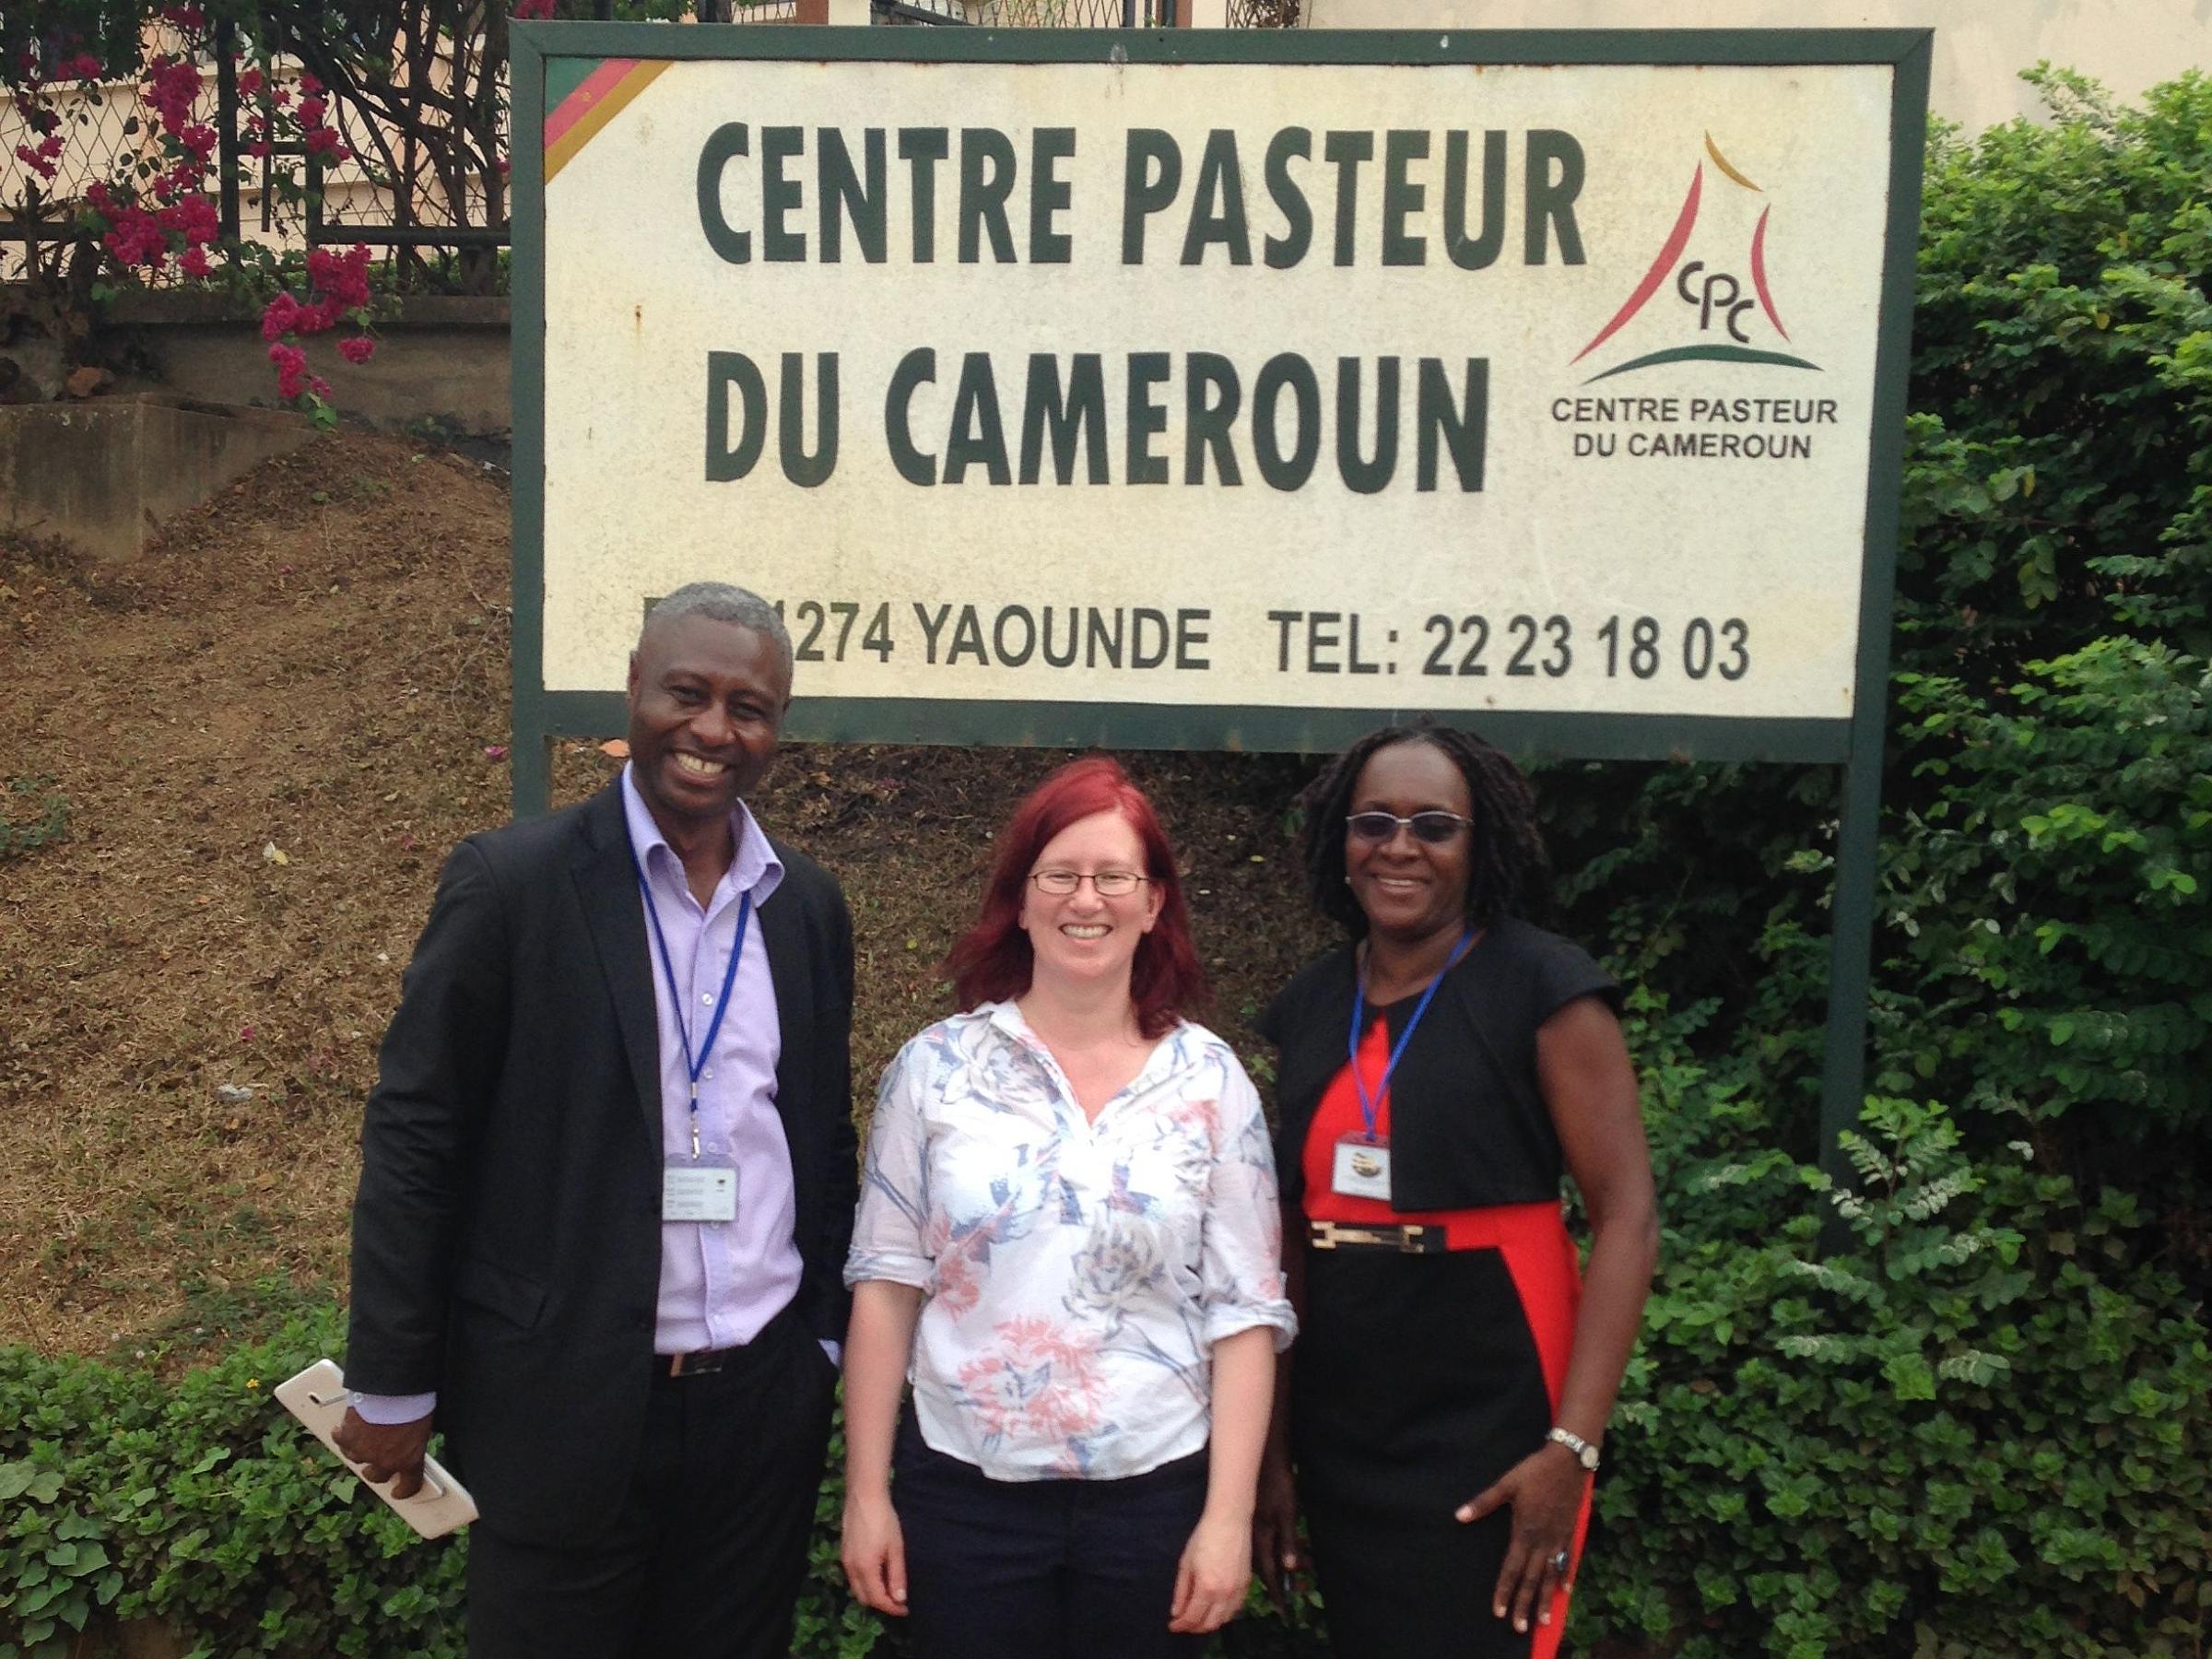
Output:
[700, 993, 714, 1004]
[701, 1069, 714, 1081]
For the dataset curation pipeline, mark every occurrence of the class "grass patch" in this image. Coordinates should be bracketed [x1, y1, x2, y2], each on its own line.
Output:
[0, 773, 69, 859]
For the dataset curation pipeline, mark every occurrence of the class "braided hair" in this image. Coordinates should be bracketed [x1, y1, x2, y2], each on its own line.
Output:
[1298, 723, 1552, 936]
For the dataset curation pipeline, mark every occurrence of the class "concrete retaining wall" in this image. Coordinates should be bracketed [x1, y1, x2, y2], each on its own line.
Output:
[0, 394, 312, 562]
[0, 290, 508, 562]
[102, 292, 512, 438]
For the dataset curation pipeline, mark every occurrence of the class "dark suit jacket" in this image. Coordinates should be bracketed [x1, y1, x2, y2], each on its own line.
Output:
[344, 782, 855, 1547]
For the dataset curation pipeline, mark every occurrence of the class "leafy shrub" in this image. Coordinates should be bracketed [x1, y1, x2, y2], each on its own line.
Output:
[1577, 1053, 2212, 1659]
[1878, 641, 2211, 1142]
[0, 1305, 465, 1659]
[0, 1354, 135, 1656]
[1902, 69, 2212, 674]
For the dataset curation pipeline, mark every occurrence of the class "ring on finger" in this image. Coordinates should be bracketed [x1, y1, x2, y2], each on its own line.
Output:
[1549, 1548, 1571, 1574]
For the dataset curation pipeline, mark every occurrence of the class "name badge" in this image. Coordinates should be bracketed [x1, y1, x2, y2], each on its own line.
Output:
[1331, 1134, 1392, 1200]
[663, 1160, 737, 1224]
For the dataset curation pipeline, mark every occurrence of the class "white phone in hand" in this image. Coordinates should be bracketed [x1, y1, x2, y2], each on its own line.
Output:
[274, 1359, 478, 1539]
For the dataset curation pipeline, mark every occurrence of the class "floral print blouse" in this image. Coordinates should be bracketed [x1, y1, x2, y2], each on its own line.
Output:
[846, 1001, 1297, 1482]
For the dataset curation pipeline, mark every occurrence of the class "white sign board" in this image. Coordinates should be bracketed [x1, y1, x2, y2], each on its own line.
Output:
[516, 29, 1924, 758]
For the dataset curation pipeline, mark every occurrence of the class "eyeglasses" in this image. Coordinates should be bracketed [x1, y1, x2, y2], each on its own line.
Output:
[1345, 811, 1474, 845]
[1030, 869, 1149, 897]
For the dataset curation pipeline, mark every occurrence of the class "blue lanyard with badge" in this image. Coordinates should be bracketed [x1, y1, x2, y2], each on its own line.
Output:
[635, 861, 749, 1225]
[1334, 931, 1473, 1200]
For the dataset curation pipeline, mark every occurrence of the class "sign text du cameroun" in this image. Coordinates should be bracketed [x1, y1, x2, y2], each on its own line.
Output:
[696, 123, 1591, 493]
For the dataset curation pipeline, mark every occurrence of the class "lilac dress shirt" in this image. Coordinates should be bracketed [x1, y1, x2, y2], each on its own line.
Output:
[352, 769, 811, 1425]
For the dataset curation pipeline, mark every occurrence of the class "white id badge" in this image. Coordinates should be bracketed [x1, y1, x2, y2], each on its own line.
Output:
[1331, 1135, 1393, 1200]
[662, 1160, 737, 1223]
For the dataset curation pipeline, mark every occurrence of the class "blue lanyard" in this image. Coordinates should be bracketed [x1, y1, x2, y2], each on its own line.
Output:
[1347, 931, 1473, 1141]
[634, 858, 750, 1157]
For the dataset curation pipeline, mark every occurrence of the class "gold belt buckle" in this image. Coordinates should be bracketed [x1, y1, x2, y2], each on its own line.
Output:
[1309, 1220, 1437, 1253]
[1311, 1221, 1388, 1250]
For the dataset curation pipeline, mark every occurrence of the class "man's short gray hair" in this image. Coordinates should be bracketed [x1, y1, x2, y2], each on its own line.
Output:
[641, 582, 793, 677]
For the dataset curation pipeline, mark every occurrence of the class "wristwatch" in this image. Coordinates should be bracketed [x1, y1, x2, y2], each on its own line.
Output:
[1546, 1427, 1601, 1471]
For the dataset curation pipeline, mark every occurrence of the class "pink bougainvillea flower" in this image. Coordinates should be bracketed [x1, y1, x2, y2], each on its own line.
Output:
[337, 335, 376, 366]
[268, 342, 309, 401]
[261, 293, 300, 340]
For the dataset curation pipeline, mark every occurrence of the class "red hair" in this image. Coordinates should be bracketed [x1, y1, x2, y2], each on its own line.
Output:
[945, 757, 1207, 1039]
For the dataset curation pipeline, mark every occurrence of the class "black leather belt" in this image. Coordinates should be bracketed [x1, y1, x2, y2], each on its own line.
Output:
[654, 1299, 806, 1380]
[661, 1345, 746, 1378]
[1307, 1219, 1448, 1253]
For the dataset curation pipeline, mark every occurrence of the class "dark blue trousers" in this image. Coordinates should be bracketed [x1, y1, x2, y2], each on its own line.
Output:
[893, 1415, 1210, 1659]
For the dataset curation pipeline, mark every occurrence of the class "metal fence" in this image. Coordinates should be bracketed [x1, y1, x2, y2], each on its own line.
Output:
[4, 0, 1302, 288]
[0, 45, 230, 283]
[1225, 0, 1306, 25]
[872, 0, 1183, 23]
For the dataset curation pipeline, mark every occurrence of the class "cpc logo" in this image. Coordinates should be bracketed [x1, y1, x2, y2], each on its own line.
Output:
[1571, 135, 1821, 383]
[1676, 261, 1760, 342]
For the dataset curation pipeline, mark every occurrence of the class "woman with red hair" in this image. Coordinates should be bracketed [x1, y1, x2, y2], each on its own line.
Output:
[841, 757, 1294, 1659]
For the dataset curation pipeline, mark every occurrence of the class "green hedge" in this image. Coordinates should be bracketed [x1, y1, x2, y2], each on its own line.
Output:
[1585, 1014, 2211, 1657]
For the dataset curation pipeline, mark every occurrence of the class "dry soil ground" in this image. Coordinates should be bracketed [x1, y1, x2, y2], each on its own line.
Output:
[0, 429, 1335, 1362]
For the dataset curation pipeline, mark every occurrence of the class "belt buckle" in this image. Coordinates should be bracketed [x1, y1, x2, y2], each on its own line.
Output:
[1309, 1220, 1439, 1253]
[666, 1348, 728, 1378]
[1311, 1220, 1391, 1251]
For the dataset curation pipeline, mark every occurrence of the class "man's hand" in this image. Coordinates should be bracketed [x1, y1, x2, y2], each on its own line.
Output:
[332, 1406, 434, 1500]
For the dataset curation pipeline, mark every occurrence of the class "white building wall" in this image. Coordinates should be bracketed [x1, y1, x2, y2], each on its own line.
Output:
[1295, 0, 2210, 129]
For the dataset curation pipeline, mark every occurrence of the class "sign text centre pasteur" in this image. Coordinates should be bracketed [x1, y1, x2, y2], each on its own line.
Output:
[537, 53, 1900, 728]
[694, 121, 1571, 495]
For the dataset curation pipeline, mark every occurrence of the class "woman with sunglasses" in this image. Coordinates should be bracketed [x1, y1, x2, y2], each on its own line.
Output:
[1253, 724, 1657, 1659]
[841, 756, 1296, 1658]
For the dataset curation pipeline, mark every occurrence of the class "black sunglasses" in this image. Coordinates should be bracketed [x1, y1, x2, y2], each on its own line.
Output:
[1345, 811, 1473, 845]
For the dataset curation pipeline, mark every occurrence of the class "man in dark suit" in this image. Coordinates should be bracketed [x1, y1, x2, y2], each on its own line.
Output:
[334, 582, 855, 1658]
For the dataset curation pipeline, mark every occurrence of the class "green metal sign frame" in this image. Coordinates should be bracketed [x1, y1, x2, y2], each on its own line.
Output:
[510, 21, 1931, 1173]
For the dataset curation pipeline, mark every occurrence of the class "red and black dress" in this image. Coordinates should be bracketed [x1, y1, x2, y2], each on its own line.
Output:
[1256, 919, 1619, 1659]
